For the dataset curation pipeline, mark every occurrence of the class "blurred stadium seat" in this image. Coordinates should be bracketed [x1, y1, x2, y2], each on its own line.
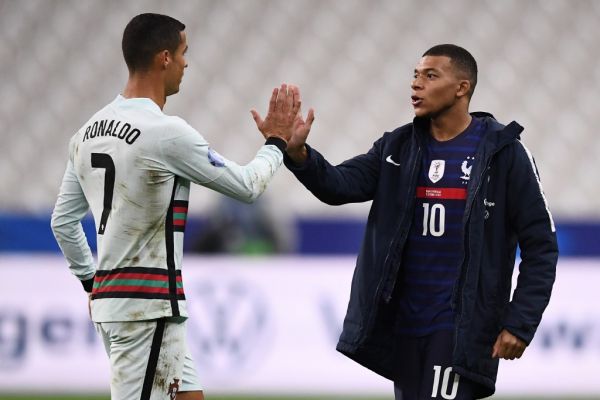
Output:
[0, 0, 599, 222]
[1, 2, 600, 398]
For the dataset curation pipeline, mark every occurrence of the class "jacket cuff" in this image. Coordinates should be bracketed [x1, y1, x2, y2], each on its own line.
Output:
[501, 313, 535, 344]
[265, 137, 287, 153]
[81, 277, 95, 293]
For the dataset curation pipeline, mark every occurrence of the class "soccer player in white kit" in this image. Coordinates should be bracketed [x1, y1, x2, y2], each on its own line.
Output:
[51, 13, 307, 400]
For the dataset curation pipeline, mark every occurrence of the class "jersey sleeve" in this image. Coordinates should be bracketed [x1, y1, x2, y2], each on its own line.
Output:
[159, 121, 283, 203]
[51, 144, 96, 286]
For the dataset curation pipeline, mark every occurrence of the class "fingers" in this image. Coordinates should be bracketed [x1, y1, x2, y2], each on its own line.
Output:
[491, 342, 500, 359]
[276, 83, 287, 113]
[306, 108, 315, 129]
[285, 84, 294, 115]
[250, 109, 263, 127]
[492, 330, 526, 360]
[290, 85, 302, 118]
[268, 87, 278, 114]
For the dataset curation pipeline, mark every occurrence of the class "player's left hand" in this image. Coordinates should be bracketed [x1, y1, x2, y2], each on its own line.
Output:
[492, 329, 526, 360]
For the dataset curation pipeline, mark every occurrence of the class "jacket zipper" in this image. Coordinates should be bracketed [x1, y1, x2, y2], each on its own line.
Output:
[452, 155, 490, 358]
[452, 137, 515, 355]
[363, 145, 421, 344]
[357, 145, 421, 346]
[384, 145, 421, 303]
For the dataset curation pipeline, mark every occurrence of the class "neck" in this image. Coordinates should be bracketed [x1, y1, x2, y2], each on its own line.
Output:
[122, 71, 167, 109]
[429, 105, 472, 141]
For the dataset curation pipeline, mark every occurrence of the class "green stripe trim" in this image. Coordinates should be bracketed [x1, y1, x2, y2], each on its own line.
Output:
[94, 279, 184, 289]
[173, 212, 187, 220]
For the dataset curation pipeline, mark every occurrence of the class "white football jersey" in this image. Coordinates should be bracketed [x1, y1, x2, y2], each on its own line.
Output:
[52, 95, 283, 322]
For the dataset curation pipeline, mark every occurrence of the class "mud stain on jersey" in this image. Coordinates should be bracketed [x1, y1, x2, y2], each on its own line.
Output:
[153, 345, 181, 398]
[126, 311, 145, 321]
[147, 170, 161, 185]
[118, 182, 145, 209]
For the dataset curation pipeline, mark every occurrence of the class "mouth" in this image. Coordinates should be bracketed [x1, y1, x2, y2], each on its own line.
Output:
[411, 95, 423, 107]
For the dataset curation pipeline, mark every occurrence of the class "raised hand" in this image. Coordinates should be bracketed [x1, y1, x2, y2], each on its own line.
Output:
[286, 104, 315, 164]
[492, 329, 527, 360]
[251, 83, 301, 144]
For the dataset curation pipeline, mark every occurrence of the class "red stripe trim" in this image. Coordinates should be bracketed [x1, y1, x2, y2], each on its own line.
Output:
[173, 207, 188, 213]
[416, 187, 467, 200]
[93, 285, 185, 294]
[173, 220, 186, 226]
[95, 273, 182, 282]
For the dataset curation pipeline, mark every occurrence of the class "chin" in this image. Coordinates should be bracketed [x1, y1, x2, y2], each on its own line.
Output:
[166, 86, 180, 97]
[413, 108, 430, 118]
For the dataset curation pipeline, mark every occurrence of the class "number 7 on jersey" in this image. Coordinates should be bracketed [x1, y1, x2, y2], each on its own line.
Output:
[91, 153, 115, 234]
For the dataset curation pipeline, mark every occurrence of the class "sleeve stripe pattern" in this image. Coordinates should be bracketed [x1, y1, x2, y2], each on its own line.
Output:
[517, 140, 556, 233]
[172, 200, 189, 232]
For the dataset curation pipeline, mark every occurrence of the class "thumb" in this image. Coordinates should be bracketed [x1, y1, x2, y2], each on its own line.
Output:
[250, 109, 263, 127]
[491, 345, 499, 358]
[305, 108, 315, 129]
[492, 337, 501, 358]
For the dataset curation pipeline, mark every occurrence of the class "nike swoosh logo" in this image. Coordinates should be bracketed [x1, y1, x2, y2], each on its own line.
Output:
[385, 155, 401, 166]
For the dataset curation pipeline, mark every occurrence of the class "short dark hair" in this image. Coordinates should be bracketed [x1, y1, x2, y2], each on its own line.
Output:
[423, 44, 478, 97]
[122, 13, 185, 72]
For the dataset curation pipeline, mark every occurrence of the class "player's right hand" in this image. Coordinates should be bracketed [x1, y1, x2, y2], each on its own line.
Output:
[286, 102, 315, 164]
[251, 83, 301, 144]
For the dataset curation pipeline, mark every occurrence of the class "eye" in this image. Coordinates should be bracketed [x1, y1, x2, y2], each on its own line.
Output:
[427, 73, 436, 79]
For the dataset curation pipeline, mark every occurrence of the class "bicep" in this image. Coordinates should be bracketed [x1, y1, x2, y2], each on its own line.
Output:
[160, 132, 225, 185]
[507, 142, 556, 236]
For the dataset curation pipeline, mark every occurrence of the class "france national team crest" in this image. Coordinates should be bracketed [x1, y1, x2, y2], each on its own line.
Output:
[428, 160, 445, 183]
[460, 156, 475, 183]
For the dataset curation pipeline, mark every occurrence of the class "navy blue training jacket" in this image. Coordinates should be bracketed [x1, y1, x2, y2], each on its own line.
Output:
[284, 113, 558, 398]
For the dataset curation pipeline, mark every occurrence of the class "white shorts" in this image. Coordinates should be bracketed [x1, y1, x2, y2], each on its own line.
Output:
[95, 318, 202, 400]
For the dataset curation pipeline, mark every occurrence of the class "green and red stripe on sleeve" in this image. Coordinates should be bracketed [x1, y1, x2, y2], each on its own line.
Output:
[172, 200, 188, 232]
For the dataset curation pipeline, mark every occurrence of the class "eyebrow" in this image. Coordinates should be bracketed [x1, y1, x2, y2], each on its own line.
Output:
[414, 67, 441, 74]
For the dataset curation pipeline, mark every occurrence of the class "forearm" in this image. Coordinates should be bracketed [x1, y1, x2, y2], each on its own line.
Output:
[51, 211, 96, 286]
[284, 144, 379, 205]
[51, 158, 96, 290]
[202, 142, 284, 203]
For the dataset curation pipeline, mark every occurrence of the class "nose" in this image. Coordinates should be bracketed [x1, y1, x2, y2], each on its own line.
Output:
[411, 77, 422, 91]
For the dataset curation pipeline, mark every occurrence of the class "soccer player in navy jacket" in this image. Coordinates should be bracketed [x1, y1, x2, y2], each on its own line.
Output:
[277, 44, 558, 399]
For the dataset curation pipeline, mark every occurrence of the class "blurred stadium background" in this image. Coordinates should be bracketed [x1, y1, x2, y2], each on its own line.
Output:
[1, 0, 599, 399]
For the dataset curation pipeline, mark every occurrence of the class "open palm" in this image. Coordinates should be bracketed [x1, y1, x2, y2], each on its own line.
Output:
[287, 108, 315, 153]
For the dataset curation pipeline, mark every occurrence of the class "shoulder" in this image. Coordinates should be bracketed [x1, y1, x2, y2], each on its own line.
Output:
[156, 115, 208, 144]
[477, 113, 525, 154]
[380, 121, 414, 144]
[385, 121, 414, 138]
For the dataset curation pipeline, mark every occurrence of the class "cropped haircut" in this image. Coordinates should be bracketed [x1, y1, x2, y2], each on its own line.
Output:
[122, 13, 185, 72]
[423, 44, 478, 97]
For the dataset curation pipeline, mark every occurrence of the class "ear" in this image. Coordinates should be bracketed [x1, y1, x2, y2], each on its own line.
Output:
[456, 80, 471, 98]
[156, 50, 170, 70]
